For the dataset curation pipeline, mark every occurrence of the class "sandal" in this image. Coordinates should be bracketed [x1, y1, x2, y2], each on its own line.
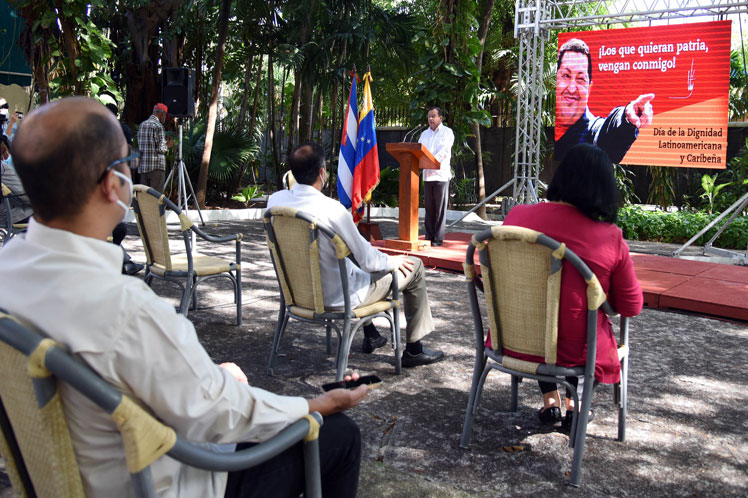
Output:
[562, 409, 595, 432]
[538, 406, 562, 425]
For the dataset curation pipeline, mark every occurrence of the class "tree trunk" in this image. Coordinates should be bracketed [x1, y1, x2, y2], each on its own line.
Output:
[237, 54, 254, 130]
[248, 57, 263, 141]
[299, 81, 314, 142]
[312, 84, 323, 142]
[196, 0, 232, 208]
[473, 0, 496, 220]
[194, 22, 204, 112]
[267, 53, 283, 189]
[287, 70, 302, 156]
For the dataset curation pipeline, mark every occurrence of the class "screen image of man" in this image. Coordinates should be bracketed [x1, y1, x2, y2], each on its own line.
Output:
[554, 38, 655, 163]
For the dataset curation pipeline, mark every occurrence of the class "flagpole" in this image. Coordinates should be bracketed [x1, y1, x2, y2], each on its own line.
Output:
[366, 64, 371, 225]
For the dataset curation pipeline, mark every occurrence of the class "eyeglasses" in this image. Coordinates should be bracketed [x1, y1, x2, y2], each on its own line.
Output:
[97, 146, 141, 184]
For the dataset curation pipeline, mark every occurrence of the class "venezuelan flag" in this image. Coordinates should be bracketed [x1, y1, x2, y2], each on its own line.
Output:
[337, 74, 357, 210]
[351, 71, 380, 223]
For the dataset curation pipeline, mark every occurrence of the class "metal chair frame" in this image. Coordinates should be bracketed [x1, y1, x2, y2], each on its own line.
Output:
[459, 226, 630, 487]
[132, 185, 242, 325]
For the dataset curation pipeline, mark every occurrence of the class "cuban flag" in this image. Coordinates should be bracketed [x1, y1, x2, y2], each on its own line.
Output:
[337, 74, 358, 210]
[350, 71, 380, 223]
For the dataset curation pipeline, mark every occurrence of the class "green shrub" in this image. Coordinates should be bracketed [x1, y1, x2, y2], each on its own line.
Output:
[617, 206, 748, 249]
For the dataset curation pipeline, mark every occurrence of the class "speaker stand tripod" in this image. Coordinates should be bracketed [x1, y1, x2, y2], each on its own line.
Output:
[164, 118, 205, 226]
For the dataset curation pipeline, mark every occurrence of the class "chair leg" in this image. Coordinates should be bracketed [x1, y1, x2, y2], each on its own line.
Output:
[325, 324, 332, 355]
[179, 277, 193, 317]
[394, 309, 402, 375]
[569, 377, 596, 487]
[460, 352, 488, 448]
[303, 434, 322, 498]
[267, 309, 290, 376]
[618, 353, 629, 442]
[235, 270, 242, 326]
[335, 318, 353, 382]
[511, 375, 520, 412]
[191, 277, 198, 311]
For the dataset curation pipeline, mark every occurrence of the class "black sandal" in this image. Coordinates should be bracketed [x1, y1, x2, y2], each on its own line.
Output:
[562, 409, 595, 432]
[538, 406, 562, 425]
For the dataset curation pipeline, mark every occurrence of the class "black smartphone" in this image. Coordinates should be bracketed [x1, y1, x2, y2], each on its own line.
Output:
[321, 374, 382, 392]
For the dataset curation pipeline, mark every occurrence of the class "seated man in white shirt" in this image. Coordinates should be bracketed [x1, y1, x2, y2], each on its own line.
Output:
[0, 97, 367, 498]
[267, 142, 445, 367]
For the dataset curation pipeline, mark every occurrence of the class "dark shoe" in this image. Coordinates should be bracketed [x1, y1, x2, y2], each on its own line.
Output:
[538, 406, 562, 426]
[401, 346, 444, 367]
[123, 262, 144, 275]
[362, 335, 387, 354]
[432, 241, 443, 247]
[562, 408, 595, 432]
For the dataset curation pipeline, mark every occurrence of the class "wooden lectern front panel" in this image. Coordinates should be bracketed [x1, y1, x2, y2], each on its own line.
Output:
[398, 154, 420, 242]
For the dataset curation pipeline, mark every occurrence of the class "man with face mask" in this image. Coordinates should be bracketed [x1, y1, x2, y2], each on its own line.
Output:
[136, 102, 174, 189]
[0, 98, 368, 498]
[267, 142, 446, 366]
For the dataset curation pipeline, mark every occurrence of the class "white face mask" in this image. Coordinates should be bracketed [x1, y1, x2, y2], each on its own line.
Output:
[112, 169, 133, 222]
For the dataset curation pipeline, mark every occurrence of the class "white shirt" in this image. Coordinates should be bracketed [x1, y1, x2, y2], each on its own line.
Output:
[0, 220, 308, 498]
[418, 123, 454, 182]
[267, 183, 395, 309]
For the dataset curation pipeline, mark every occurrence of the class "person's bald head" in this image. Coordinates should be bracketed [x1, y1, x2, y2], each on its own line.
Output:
[11, 97, 126, 222]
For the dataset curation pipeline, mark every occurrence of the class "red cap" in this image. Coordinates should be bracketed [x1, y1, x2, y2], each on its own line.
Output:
[153, 103, 168, 114]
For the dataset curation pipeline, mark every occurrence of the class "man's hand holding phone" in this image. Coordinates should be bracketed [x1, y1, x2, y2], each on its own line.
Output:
[307, 372, 373, 416]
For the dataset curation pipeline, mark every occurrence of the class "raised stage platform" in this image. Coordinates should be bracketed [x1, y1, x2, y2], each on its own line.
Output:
[373, 232, 748, 322]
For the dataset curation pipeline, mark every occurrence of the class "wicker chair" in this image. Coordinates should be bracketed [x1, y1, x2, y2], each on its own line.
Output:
[132, 185, 242, 325]
[0, 310, 324, 498]
[263, 206, 401, 381]
[459, 226, 632, 487]
[0, 183, 28, 245]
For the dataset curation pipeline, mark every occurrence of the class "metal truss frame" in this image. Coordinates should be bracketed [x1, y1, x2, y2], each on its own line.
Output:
[511, 0, 748, 206]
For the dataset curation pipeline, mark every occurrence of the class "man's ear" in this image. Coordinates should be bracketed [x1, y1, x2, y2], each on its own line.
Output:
[100, 170, 121, 204]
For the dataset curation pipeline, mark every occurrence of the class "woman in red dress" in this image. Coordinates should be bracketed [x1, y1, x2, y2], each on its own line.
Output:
[502, 143, 643, 428]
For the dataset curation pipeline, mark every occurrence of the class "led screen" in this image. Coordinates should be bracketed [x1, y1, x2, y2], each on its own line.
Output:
[555, 20, 731, 168]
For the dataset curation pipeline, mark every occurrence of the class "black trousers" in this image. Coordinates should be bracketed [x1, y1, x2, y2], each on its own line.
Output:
[538, 376, 579, 398]
[424, 180, 449, 244]
[224, 412, 361, 498]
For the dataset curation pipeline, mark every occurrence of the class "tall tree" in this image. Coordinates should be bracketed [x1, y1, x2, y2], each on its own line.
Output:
[472, 0, 495, 219]
[196, 0, 232, 208]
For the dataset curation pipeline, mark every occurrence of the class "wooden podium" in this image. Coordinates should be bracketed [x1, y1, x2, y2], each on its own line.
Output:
[384, 143, 440, 251]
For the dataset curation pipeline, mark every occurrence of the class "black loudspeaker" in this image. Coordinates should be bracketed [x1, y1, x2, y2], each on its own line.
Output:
[162, 67, 195, 117]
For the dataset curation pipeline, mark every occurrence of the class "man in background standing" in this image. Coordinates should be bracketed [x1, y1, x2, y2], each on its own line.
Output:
[137, 103, 174, 190]
[418, 106, 454, 247]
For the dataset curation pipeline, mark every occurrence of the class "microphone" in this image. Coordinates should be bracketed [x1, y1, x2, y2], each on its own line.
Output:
[404, 124, 426, 142]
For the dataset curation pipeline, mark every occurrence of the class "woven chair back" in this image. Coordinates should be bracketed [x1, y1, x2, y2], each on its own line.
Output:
[133, 188, 173, 270]
[0, 340, 85, 497]
[269, 214, 325, 312]
[481, 230, 562, 365]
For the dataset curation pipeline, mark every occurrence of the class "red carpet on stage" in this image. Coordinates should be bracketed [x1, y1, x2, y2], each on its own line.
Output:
[373, 232, 748, 322]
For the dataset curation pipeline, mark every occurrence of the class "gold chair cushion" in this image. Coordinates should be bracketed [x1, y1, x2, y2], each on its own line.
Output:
[149, 253, 234, 277]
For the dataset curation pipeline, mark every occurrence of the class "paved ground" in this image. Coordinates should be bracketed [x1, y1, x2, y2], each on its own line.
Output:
[2, 217, 747, 496]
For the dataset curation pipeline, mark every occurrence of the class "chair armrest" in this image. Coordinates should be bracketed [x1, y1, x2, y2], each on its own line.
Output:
[192, 225, 242, 244]
[601, 301, 619, 317]
[167, 412, 323, 472]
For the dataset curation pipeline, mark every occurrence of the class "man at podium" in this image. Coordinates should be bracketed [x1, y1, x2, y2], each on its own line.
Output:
[418, 107, 454, 246]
